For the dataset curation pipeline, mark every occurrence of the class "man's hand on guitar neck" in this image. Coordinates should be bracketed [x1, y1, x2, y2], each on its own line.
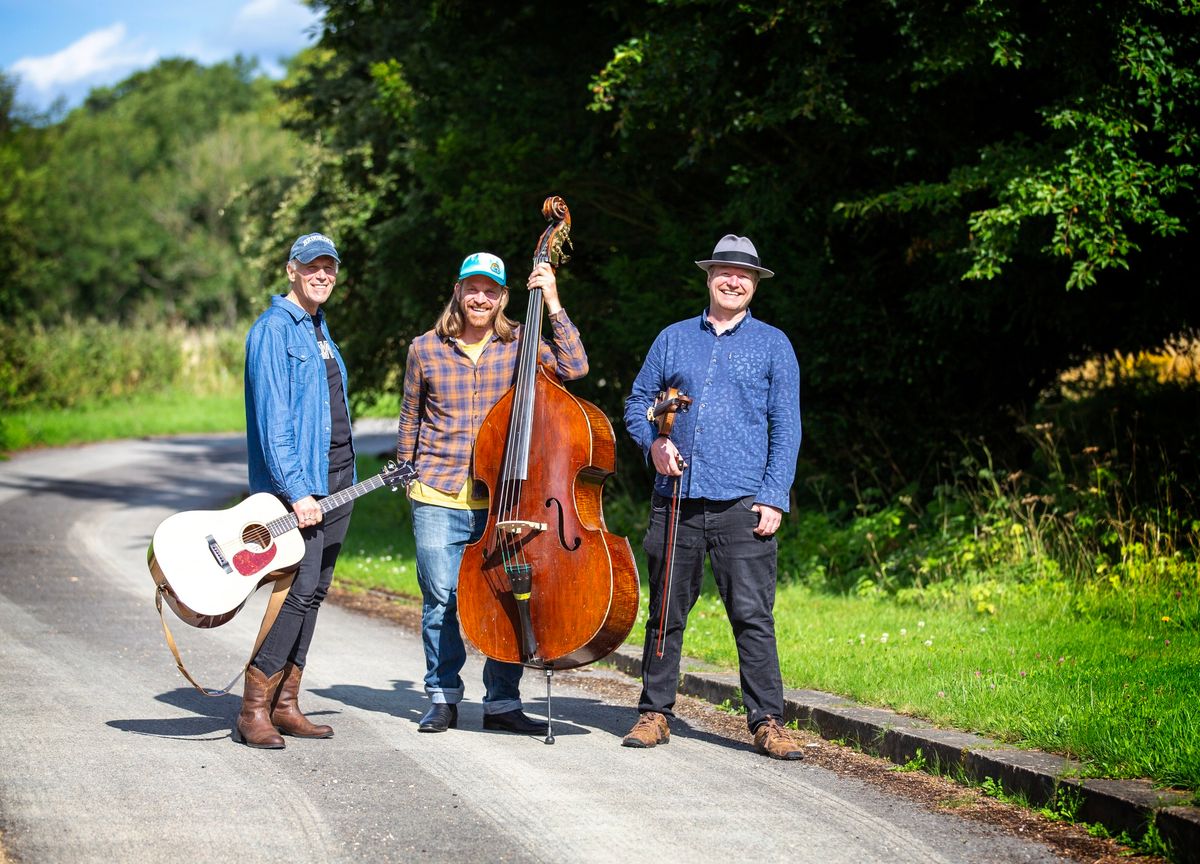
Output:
[293, 495, 323, 527]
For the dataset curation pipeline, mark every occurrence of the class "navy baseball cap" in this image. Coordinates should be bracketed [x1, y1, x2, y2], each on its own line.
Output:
[289, 233, 340, 264]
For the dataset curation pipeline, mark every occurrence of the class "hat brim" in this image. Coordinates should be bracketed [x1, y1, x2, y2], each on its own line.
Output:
[695, 259, 774, 278]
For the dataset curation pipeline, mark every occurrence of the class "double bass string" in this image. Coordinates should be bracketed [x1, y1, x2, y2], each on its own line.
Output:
[494, 285, 540, 581]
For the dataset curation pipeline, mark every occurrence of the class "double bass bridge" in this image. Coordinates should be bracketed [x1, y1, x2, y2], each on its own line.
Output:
[496, 519, 547, 534]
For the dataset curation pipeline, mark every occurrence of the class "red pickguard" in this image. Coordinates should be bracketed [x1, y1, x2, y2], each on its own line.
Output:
[232, 544, 277, 576]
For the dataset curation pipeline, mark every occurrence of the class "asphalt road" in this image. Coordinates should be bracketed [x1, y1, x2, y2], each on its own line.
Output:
[0, 433, 1076, 863]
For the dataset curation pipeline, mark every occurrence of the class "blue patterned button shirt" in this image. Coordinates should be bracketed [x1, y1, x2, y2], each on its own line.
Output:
[624, 308, 801, 511]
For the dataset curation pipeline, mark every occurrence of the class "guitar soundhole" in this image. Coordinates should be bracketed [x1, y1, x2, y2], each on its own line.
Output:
[242, 523, 271, 552]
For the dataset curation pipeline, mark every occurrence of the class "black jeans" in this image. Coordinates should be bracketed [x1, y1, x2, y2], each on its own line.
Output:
[253, 463, 355, 677]
[638, 494, 783, 731]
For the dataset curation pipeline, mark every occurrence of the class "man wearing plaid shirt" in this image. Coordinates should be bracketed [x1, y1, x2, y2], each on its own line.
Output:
[397, 251, 588, 735]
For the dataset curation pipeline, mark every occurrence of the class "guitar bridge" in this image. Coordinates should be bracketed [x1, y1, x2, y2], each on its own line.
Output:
[206, 535, 233, 574]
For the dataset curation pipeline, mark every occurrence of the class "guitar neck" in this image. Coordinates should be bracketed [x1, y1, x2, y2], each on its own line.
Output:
[267, 472, 389, 537]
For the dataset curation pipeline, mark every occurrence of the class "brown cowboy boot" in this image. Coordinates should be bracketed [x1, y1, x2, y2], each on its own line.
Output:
[270, 663, 333, 738]
[234, 665, 285, 749]
[621, 711, 670, 748]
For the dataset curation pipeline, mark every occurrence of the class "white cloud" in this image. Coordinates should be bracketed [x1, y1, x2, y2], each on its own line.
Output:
[230, 0, 321, 52]
[11, 23, 158, 92]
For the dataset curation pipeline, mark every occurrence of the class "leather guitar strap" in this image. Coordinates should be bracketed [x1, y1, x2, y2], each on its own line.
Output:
[155, 573, 295, 697]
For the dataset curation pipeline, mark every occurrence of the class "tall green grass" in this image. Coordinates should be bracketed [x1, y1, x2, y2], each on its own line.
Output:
[0, 320, 246, 451]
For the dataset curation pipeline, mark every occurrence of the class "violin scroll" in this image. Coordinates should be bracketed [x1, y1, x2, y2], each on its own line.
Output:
[647, 387, 693, 439]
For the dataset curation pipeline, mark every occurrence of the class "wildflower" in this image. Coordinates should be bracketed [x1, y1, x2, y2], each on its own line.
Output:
[880, 633, 889, 643]
[924, 639, 933, 647]
[900, 628, 907, 636]
[937, 691, 946, 698]
[1162, 616, 1171, 623]
[918, 620, 926, 628]
[1165, 639, 1171, 647]
[974, 669, 982, 678]
[1019, 670, 1027, 677]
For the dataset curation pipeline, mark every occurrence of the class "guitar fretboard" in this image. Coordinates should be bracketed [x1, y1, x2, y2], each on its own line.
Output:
[265, 472, 392, 538]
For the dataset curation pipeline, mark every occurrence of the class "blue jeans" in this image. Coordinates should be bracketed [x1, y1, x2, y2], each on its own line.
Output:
[411, 501, 524, 714]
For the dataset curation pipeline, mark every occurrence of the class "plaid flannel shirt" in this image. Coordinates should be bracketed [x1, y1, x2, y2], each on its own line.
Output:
[396, 310, 588, 497]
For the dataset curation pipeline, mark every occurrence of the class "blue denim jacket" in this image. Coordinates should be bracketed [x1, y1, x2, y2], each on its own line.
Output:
[245, 294, 356, 503]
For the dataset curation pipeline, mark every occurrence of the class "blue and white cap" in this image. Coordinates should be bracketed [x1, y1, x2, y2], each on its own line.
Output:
[289, 233, 340, 264]
[458, 252, 506, 287]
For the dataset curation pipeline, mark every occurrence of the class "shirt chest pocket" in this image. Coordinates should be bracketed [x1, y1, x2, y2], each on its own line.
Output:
[287, 345, 311, 382]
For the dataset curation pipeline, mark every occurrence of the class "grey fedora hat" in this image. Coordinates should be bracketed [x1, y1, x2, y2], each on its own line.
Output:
[694, 234, 774, 278]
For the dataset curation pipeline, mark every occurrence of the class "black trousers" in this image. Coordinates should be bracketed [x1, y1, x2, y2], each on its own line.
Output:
[638, 494, 784, 731]
[253, 463, 355, 677]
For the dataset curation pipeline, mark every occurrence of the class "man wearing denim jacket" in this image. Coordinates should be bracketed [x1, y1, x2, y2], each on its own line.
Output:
[238, 232, 354, 748]
[621, 234, 805, 760]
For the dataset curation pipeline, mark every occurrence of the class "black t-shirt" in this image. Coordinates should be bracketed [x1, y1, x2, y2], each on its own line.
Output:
[315, 319, 354, 471]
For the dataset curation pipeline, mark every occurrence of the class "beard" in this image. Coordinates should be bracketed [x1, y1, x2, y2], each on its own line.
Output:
[463, 303, 499, 330]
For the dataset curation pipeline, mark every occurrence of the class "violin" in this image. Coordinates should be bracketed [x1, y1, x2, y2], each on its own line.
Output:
[647, 387, 692, 469]
[457, 197, 640, 671]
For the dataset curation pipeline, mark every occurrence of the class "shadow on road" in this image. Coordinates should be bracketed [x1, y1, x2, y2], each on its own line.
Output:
[107, 686, 240, 741]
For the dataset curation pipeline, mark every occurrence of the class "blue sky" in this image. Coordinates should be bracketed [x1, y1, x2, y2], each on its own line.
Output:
[1, 0, 322, 113]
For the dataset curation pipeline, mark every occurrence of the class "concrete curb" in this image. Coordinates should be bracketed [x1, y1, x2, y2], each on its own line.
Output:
[605, 643, 1200, 863]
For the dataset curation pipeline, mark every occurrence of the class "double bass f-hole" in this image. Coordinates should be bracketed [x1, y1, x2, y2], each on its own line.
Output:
[545, 497, 582, 551]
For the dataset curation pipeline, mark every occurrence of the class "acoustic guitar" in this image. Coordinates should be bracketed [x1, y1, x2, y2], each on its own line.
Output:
[148, 461, 415, 628]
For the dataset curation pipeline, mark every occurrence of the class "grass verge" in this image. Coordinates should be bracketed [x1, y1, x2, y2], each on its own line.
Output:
[1, 388, 244, 452]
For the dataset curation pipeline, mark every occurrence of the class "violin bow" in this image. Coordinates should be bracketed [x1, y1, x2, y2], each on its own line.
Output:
[647, 389, 692, 658]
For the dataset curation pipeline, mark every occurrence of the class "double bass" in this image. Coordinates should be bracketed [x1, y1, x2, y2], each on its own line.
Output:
[457, 196, 639, 677]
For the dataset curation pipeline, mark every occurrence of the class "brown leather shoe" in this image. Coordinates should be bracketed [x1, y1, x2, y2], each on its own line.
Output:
[234, 666, 285, 749]
[622, 711, 670, 748]
[270, 663, 333, 739]
[753, 717, 804, 760]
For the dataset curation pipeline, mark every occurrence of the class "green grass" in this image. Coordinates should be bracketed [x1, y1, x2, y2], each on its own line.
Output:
[1, 388, 245, 451]
[683, 586, 1198, 792]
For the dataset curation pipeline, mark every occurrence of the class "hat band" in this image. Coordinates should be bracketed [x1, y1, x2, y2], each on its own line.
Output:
[710, 250, 762, 268]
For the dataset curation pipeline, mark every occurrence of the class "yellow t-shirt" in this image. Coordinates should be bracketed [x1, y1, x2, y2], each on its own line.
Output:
[408, 332, 491, 510]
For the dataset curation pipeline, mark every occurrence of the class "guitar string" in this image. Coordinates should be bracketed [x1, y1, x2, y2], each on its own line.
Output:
[210, 468, 406, 556]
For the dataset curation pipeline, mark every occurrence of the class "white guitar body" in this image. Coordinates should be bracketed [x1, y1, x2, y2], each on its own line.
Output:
[148, 493, 305, 628]
[148, 461, 415, 629]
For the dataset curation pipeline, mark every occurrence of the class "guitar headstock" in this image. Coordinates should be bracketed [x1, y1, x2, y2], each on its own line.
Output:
[382, 460, 418, 491]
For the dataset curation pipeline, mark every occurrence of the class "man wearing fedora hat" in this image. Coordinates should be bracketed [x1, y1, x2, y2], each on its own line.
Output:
[397, 253, 589, 735]
[621, 234, 804, 760]
[237, 232, 354, 748]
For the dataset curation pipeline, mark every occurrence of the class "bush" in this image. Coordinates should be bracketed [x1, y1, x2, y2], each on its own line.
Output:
[0, 319, 244, 411]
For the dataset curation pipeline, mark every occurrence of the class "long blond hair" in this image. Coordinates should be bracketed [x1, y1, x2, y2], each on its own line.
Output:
[434, 281, 519, 342]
